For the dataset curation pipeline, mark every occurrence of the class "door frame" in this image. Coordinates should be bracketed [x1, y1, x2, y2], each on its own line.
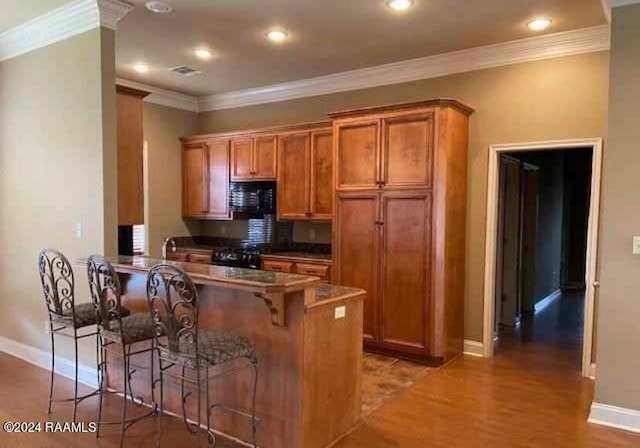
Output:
[482, 138, 603, 378]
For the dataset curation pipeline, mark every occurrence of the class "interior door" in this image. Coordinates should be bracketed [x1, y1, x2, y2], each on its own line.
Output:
[310, 130, 333, 220]
[277, 132, 310, 220]
[182, 143, 208, 217]
[379, 191, 431, 352]
[335, 192, 380, 341]
[206, 139, 230, 220]
[520, 165, 539, 313]
[230, 138, 253, 180]
[253, 135, 277, 180]
[499, 156, 522, 327]
[335, 121, 379, 191]
[381, 112, 434, 189]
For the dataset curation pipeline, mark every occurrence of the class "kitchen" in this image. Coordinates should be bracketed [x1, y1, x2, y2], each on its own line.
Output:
[115, 77, 469, 446]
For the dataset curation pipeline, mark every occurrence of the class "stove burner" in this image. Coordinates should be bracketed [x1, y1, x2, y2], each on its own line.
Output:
[211, 247, 261, 269]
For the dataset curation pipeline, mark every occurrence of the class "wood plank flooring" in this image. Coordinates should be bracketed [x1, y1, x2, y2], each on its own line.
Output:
[1, 291, 638, 448]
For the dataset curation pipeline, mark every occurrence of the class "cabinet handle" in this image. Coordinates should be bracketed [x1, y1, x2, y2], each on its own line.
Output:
[375, 221, 384, 226]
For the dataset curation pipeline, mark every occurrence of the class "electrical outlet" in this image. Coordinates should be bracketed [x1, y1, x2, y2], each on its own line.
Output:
[75, 222, 83, 238]
[309, 229, 316, 241]
[334, 305, 346, 319]
[220, 224, 226, 235]
[633, 236, 640, 255]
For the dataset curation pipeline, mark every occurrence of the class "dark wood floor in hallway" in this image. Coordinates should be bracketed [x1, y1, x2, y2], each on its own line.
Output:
[1, 290, 637, 448]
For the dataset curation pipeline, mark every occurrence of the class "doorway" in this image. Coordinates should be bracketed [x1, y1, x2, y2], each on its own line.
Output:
[483, 139, 603, 377]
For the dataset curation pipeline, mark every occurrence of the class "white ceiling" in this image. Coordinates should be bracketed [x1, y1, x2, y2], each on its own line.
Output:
[116, 0, 606, 96]
[2, 1, 607, 96]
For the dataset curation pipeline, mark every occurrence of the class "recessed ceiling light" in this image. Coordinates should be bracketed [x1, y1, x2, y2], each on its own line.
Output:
[133, 63, 149, 74]
[527, 18, 552, 31]
[194, 48, 213, 60]
[145, 1, 173, 14]
[387, 0, 414, 11]
[266, 29, 288, 43]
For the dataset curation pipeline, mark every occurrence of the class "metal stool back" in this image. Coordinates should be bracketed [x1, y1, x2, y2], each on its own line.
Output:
[146, 264, 259, 447]
[87, 255, 158, 447]
[38, 248, 99, 421]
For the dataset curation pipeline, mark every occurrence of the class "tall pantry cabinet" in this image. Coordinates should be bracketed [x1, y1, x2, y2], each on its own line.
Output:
[330, 100, 473, 364]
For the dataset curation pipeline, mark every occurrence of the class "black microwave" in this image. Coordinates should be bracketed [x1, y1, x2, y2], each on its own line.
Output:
[229, 181, 276, 216]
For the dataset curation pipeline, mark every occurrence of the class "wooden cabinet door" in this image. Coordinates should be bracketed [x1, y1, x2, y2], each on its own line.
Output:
[231, 138, 254, 180]
[295, 263, 330, 282]
[335, 192, 380, 341]
[206, 139, 230, 220]
[381, 112, 434, 189]
[379, 191, 431, 352]
[310, 130, 333, 220]
[277, 133, 310, 220]
[253, 135, 277, 180]
[335, 121, 379, 191]
[262, 260, 294, 273]
[183, 144, 208, 217]
[116, 87, 146, 225]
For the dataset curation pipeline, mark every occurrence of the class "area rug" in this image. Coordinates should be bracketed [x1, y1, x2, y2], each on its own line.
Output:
[361, 353, 433, 415]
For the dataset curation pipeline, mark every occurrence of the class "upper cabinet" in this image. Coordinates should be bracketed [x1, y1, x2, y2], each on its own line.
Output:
[333, 109, 435, 192]
[277, 125, 333, 221]
[334, 121, 379, 191]
[116, 85, 148, 225]
[182, 121, 331, 221]
[182, 139, 230, 220]
[309, 130, 334, 220]
[230, 135, 277, 181]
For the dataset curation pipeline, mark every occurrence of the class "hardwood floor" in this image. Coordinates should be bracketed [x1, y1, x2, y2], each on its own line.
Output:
[1, 318, 638, 448]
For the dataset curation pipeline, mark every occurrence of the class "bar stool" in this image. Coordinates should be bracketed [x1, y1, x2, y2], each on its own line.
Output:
[38, 248, 109, 421]
[145, 264, 259, 447]
[87, 254, 160, 447]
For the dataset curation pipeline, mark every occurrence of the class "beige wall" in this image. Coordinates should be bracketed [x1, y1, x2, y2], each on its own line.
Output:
[199, 52, 610, 342]
[0, 29, 117, 362]
[143, 102, 199, 257]
[594, 4, 640, 411]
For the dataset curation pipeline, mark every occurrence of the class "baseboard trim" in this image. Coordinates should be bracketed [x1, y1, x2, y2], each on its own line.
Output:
[589, 402, 640, 433]
[534, 289, 562, 314]
[463, 340, 484, 357]
[0, 335, 98, 388]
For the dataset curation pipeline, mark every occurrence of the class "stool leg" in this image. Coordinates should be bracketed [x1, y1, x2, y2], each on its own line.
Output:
[250, 358, 259, 448]
[47, 323, 55, 414]
[96, 336, 105, 438]
[205, 366, 215, 446]
[196, 366, 202, 448]
[73, 329, 79, 422]
[120, 345, 129, 448]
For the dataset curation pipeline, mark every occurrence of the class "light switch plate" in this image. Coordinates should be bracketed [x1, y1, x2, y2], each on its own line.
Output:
[633, 236, 640, 255]
[334, 305, 346, 319]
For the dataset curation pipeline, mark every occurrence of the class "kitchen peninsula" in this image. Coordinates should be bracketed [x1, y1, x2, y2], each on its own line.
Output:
[92, 256, 365, 448]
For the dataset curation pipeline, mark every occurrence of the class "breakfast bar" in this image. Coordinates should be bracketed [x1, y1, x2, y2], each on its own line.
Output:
[93, 256, 365, 448]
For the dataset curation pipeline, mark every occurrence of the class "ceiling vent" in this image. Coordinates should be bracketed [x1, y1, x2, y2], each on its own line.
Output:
[168, 65, 202, 76]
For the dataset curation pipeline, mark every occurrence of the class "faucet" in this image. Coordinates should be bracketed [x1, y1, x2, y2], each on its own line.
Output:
[162, 237, 177, 260]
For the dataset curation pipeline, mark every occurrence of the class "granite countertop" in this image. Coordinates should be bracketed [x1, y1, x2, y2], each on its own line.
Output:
[263, 252, 332, 262]
[307, 284, 365, 309]
[78, 256, 321, 294]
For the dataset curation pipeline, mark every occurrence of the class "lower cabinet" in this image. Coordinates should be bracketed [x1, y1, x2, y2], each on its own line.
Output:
[334, 190, 440, 362]
[262, 256, 332, 282]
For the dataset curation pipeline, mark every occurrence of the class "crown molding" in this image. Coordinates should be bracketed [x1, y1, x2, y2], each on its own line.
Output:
[116, 78, 200, 112]
[199, 25, 610, 112]
[0, 0, 133, 63]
